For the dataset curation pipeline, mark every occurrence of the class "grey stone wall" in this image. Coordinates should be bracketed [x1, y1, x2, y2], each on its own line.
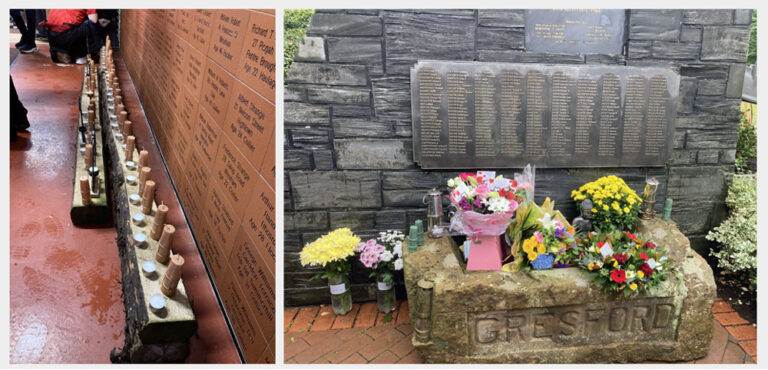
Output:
[284, 9, 750, 306]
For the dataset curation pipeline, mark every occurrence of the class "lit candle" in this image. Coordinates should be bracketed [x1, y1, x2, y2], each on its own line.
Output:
[84, 144, 93, 169]
[161, 254, 184, 297]
[141, 180, 156, 215]
[125, 135, 135, 161]
[138, 150, 149, 172]
[79, 176, 91, 205]
[151, 204, 169, 240]
[139, 167, 151, 195]
[156, 224, 175, 264]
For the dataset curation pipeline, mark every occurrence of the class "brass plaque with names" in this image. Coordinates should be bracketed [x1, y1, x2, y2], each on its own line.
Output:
[410, 60, 680, 169]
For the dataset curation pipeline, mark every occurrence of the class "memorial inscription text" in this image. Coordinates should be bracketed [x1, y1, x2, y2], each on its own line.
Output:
[410, 61, 680, 168]
[469, 297, 679, 348]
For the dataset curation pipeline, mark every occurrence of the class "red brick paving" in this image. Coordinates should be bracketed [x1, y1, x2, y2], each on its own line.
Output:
[726, 324, 757, 341]
[285, 297, 756, 364]
[353, 302, 378, 328]
[714, 311, 749, 326]
[330, 303, 360, 329]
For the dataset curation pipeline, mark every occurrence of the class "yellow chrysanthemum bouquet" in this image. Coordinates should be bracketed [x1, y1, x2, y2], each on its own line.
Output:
[571, 175, 642, 231]
[300, 228, 360, 314]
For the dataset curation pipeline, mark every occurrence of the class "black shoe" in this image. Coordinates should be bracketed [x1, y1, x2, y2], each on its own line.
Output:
[15, 40, 24, 49]
[19, 44, 38, 54]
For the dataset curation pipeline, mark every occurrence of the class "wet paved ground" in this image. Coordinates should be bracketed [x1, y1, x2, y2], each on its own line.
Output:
[10, 42, 125, 363]
[9, 39, 240, 363]
[285, 298, 756, 364]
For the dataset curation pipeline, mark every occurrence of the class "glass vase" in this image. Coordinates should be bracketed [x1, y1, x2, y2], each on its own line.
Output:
[375, 273, 396, 313]
[328, 274, 352, 315]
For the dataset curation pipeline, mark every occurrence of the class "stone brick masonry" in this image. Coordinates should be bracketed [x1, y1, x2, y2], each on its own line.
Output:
[284, 9, 751, 306]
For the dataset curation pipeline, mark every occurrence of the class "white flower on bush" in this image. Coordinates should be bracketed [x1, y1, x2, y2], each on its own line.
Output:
[394, 258, 403, 271]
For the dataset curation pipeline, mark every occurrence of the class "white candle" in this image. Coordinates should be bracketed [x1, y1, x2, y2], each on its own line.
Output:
[129, 193, 141, 205]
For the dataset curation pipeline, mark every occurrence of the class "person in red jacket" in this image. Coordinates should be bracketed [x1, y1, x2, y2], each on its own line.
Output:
[40, 9, 108, 64]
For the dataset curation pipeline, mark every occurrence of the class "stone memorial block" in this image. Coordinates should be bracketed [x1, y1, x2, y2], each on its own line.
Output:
[411, 60, 680, 168]
[404, 218, 715, 363]
[525, 9, 626, 54]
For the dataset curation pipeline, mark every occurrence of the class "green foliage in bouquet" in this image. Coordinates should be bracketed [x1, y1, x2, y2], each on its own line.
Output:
[571, 175, 642, 231]
[564, 230, 678, 297]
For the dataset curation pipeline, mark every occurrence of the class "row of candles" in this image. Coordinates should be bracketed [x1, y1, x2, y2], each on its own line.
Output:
[100, 40, 184, 315]
[78, 57, 101, 204]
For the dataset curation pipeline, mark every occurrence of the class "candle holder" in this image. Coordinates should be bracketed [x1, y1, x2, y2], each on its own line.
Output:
[149, 295, 166, 317]
[133, 232, 147, 248]
[423, 188, 444, 238]
[408, 225, 419, 252]
[88, 166, 100, 197]
[142, 261, 157, 278]
[663, 198, 673, 221]
[132, 213, 145, 226]
[640, 177, 659, 220]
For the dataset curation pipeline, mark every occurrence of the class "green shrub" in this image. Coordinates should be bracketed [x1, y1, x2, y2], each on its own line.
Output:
[707, 174, 756, 287]
[735, 114, 757, 173]
[284, 9, 314, 79]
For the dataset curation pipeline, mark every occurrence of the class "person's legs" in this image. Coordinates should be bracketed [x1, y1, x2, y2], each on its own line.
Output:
[34, 9, 48, 40]
[18, 10, 37, 52]
[9, 10, 27, 48]
[22, 10, 36, 46]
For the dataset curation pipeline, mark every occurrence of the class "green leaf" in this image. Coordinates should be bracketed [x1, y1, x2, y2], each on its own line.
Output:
[290, 337, 295, 343]
[380, 313, 393, 324]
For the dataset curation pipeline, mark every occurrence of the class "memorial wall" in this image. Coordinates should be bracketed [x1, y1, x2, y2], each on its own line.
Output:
[284, 9, 751, 306]
[120, 9, 276, 363]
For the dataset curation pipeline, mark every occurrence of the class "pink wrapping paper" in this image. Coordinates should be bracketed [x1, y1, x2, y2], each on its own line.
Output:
[451, 209, 516, 237]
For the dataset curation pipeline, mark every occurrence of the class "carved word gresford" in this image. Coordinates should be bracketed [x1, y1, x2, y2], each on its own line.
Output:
[469, 297, 679, 348]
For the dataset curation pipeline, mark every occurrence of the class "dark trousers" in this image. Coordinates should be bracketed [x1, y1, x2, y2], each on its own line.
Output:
[48, 20, 100, 61]
[10, 9, 37, 47]
[10, 75, 30, 140]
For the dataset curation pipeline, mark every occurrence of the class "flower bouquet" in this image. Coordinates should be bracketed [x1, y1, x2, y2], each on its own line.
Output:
[571, 175, 642, 231]
[518, 213, 576, 270]
[357, 230, 405, 313]
[300, 228, 361, 314]
[564, 230, 677, 297]
[504, 197, 573, 271]
[447, 171, 522, 271]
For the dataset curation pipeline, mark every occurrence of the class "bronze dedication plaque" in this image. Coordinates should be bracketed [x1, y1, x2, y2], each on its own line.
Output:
[411, 60, 680, 169]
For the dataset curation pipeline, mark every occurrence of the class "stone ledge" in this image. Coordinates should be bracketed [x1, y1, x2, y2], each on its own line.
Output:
[404, 218, 715, 363]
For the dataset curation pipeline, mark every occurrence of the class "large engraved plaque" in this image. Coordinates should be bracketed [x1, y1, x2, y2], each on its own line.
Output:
[525, 9, 626, 55]
[411, 61, 680, 169]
